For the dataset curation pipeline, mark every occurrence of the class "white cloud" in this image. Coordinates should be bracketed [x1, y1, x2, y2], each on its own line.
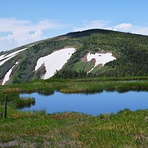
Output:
[0, 18, 64, 51]
[112, 23, 148, 35]
[74, 20, 148, 36]
[131, 26, 148, 35]
[112, 23, 132, 32]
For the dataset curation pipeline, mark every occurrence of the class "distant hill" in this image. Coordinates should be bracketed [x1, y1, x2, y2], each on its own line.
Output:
[0, 29, 148, 85]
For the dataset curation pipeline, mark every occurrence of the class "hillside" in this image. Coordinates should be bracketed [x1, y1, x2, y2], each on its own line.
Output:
[0, 29, 148, 85]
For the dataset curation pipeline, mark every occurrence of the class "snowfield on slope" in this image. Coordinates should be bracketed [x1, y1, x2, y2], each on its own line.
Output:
[35, 48, 76, 79]
[0, 48, 27, 66]
[87, 52, 116, 73]
[0, 46, 31, 85]
[1, 47, 116, 84]
[2, 62, 19, 85]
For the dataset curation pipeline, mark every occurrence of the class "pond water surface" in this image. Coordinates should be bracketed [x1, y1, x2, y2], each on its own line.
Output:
[20, 91, 148, 116]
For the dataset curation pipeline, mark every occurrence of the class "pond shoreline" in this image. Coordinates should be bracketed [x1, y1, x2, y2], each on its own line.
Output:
[0, 77, 148, 94]
[19, 90, 148, 116]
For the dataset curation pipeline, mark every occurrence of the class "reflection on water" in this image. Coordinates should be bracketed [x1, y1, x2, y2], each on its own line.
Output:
[20, 91, 148, 116]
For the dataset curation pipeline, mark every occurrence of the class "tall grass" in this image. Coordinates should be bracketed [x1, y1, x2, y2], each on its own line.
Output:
[15, 97, 35, 109]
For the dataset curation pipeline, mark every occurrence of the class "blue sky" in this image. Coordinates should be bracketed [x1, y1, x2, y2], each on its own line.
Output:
[0, 0, 148, 51]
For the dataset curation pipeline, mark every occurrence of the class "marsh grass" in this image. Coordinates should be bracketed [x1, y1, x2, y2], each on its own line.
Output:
[15, 97, 35, 109]
[0, 106, 147, 147]
[0, 77, 148, 94]
[58, 80, 148, 93]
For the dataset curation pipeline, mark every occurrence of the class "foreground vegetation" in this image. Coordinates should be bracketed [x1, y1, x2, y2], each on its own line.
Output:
[0, 77, 147, 147]
[0, 106, 147, 147]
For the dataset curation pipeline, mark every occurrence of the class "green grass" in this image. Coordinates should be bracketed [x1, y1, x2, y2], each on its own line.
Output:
[15, 97, 35, 109]
[84, 60, 95, 72]
[0, 106, 147, 147]
[73, 61, 86, 72]
[0, 77, 148, 94]
[0, 77, 147, 147]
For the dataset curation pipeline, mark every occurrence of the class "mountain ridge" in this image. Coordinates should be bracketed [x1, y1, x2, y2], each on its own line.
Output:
[0, 29, 148, 85]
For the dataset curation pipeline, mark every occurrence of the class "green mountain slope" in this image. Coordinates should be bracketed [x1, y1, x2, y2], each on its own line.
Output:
[0, 29, 148, 84]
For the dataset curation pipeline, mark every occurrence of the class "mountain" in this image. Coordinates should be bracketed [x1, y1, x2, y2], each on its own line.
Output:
[0, 29, 148, 85]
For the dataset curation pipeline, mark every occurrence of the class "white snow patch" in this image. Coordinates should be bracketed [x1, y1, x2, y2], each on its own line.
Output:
[87, 52, 116, 73]
[2, 62, 19, 85]
[29, 44, 34, 47]
[0, 48, 27, 66]
[35, 48, 76, 79]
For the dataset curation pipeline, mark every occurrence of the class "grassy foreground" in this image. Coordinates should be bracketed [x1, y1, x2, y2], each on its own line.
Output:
[0, 106, 148, 147]
[0, 78, 148, 147]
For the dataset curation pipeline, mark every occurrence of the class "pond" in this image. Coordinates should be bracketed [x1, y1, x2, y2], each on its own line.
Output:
[20, 91, 148, 116]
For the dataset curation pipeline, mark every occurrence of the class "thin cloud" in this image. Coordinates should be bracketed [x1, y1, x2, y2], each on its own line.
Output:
[112, 23, 148, 35]
[73, 20, 109, 31]
[0, 18, 62, 32]
[0, 18, 64, 51]
[131, 26, 148, 35]
[112, 23, 132, 32]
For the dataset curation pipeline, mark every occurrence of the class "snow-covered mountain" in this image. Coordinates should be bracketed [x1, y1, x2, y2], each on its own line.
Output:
[0, 29, 148, 85]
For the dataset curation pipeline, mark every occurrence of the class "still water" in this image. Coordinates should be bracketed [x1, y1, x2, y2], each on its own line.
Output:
[20, 91, 148, 116]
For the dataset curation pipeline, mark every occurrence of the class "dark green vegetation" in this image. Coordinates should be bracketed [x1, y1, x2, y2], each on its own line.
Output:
[0, 29, 148, 84]
[0, 106, 147, 147]
[54, 30, 148, 79]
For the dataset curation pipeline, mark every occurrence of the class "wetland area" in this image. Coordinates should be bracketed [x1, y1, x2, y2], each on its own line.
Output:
[20, 90, 148, 116]
[0, 79, 148, 147]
